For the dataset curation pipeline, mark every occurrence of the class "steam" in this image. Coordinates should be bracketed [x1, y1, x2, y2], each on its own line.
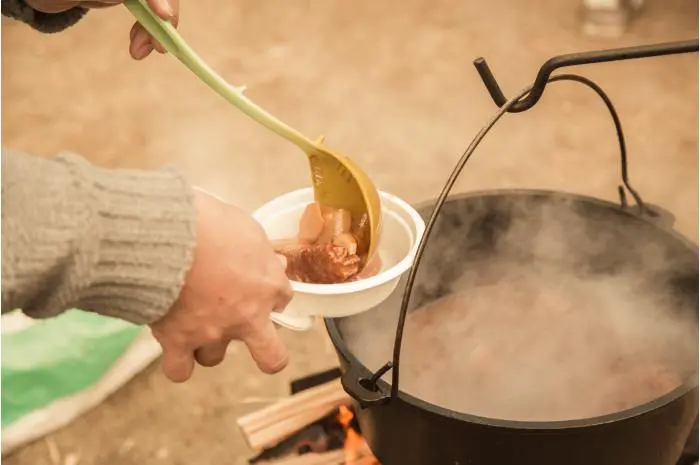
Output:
[339, 195, 698, 421]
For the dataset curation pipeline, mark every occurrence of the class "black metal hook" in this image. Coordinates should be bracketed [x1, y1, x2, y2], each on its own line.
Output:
[474, 39, 699, 113]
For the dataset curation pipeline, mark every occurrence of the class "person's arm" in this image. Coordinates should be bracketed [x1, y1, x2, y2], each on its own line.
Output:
[1, 149, 196, 324]
[1, 0, 291, 381]
[1, 0, 87, 33]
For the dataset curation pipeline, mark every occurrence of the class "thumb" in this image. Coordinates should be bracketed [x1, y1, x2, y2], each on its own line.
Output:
[243, 319, 289, 374]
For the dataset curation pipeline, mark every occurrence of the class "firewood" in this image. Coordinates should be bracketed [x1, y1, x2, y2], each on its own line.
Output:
[237, 379, 352, 451]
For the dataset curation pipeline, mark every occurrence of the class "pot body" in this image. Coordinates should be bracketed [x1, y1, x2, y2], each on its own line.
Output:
[335, 352, 697, 465]
[326, 190, 699, 465]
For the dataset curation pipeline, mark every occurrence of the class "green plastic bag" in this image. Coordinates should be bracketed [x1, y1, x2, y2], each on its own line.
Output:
[2, 310, 159, 454]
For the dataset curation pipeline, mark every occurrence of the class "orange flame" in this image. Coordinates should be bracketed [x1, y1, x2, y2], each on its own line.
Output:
[336, 405, 380, 464]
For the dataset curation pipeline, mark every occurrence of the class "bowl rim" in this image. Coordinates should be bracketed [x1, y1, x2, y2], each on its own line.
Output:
[254, 187, 427, 295]
[324, 188, 699, 429]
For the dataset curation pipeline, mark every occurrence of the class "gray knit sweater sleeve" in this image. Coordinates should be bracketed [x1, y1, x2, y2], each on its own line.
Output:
[1, 0, 87, 33]
[1, 149, 197, 325]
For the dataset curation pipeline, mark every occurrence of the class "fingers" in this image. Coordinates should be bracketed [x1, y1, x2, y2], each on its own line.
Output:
[145, 0, 178, 53]
[129, 23, 154, 60]
[145, 0, 177, 21]
[161, 345, 196, 383]
[194, 339, 230, 367]
[166, 0, 179, 27]
[243, 319, 289, 374]
[129, 0, 179, 59]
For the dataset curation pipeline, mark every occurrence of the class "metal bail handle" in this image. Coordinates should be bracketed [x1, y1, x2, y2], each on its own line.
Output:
[359, 39, 699, 404]
[474, 39, 699, 113]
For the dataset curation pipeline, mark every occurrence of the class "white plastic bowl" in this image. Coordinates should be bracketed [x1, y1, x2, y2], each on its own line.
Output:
[253, 188, 426, 331]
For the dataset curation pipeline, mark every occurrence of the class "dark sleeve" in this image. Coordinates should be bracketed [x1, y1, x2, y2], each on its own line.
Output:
[1, 0, 87, 33]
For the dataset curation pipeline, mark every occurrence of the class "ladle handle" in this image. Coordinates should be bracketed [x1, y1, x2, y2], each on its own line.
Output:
[124, 0, 317, 153]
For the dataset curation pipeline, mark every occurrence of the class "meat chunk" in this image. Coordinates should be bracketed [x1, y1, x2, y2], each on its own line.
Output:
[350, 252, 382, 281]
[277, 243, 362, 284]
[332, 233, 358, 255]
[272, 202, 381, 284]
[298, 203, 325, 243]
[317, 208, 352, 244]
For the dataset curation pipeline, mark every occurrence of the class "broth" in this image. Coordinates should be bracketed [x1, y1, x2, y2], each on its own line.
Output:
[346, 262, 698, 421]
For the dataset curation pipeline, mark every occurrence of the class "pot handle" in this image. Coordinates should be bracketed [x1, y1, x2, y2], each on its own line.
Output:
[340, 363, 392, 408]
[620, 190, 677, 229]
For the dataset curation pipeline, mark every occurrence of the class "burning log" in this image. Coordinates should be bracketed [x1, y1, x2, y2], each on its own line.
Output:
[238, 376, 380, 464]
[248, 421, 341, 463]
[237, 379, 352, 451]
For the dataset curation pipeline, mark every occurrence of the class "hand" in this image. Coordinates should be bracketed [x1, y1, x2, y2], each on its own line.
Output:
[149, 189, 293, 382]
[24, 0, 178, 60]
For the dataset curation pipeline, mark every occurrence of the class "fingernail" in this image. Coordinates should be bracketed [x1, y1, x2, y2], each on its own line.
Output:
[153, 0, 175, 19]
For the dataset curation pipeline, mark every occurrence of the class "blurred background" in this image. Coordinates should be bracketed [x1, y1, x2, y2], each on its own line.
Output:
[2, 0, 698, 463]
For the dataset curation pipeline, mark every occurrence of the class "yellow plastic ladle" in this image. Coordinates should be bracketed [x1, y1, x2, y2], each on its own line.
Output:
[124, 0, 381, 262]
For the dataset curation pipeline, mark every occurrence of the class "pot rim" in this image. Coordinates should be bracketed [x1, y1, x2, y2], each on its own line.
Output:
[324, 188, 699, 430]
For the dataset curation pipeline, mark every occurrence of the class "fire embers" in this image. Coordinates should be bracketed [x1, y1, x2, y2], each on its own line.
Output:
[247, 418, 343, 463]
[248, 404, 379, 465]
[272, 203, 381, 284]
[336, 405, 380, 465]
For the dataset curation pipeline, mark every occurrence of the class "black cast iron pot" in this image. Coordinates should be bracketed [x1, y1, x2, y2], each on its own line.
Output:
[325, 190, 699, 465]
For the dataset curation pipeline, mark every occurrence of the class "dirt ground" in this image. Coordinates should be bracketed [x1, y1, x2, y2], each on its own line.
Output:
[2, 0, 698, 463]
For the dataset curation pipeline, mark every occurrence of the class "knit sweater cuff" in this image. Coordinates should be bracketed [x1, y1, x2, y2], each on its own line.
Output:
[1, 0, 87, 33]
[76, 162, 197, 325]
